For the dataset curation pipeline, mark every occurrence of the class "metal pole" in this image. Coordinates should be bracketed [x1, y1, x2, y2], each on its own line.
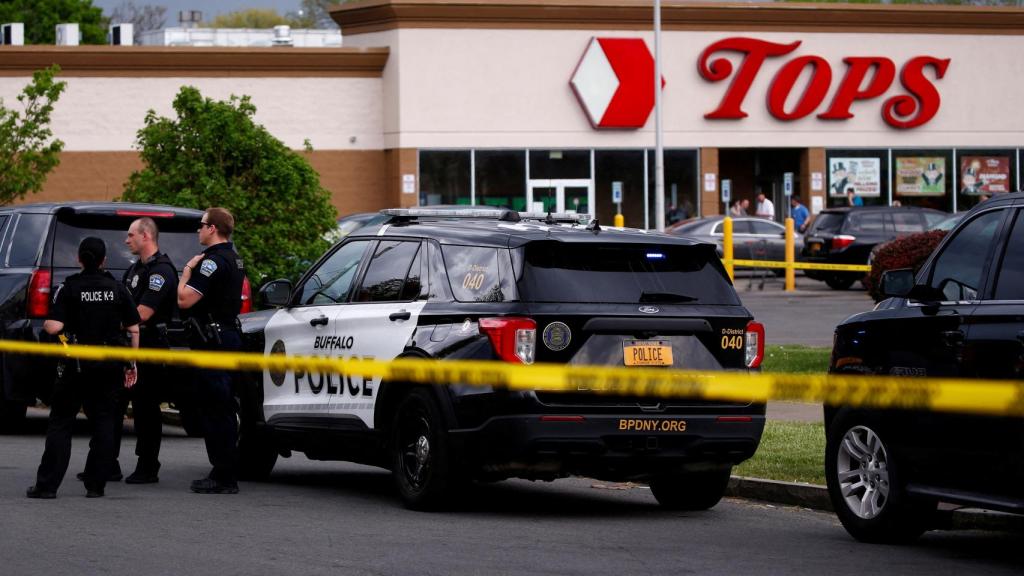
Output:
[654, 0, 665, 232]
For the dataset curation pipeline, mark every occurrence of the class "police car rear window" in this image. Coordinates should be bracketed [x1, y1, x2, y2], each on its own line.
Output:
[442, 245, 516, 302]
[53, 215, 202, 271]
[516, 242, 739, 305]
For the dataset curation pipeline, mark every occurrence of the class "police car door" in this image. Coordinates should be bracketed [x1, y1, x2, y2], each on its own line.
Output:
[329, 239, 426, 429]
[262, 240, 372, 427]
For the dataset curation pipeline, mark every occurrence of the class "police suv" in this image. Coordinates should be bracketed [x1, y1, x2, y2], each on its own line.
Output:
[238, 208, 766, 510]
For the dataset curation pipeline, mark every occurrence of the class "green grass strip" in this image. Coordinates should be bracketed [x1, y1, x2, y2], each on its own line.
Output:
[761, 345, 831, 374]
[736, 420, 826, 486]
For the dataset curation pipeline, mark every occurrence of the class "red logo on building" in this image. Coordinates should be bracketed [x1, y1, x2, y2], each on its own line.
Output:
[698, 37, 950, 130]
[571, 38, 665, 129]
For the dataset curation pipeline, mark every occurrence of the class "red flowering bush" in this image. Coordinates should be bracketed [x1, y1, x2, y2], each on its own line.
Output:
[865, 230, 948, 302]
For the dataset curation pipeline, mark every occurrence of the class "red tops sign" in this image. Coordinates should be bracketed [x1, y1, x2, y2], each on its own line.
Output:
[698, 37, 950, 129]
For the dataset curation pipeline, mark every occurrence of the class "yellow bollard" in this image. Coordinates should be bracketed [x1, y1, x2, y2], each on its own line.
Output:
[614, 213, 624, 227]
[723, 216, 734, 281]
[784, 217, 795, 292]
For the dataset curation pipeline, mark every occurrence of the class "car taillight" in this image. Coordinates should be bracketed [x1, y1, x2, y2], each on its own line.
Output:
[478, 317, 536, 364]
[240, 276, 252, 314]
[745, 321, 765, 369]
[831, 235, 856, 250]
[27, 269, 52, 319]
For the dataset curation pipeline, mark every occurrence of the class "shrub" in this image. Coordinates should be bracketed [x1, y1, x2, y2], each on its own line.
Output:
[864, 230, 947, 302]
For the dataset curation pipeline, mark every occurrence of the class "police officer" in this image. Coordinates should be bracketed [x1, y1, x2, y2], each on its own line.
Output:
[177, 207, 244, 494]
[118, 217, 179, 483]
[27, 237, 141, 499]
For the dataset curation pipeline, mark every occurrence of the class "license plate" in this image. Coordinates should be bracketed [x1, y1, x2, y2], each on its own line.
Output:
[809, 242, 822, 254]
[618, 418, 687, 433]
[623, 340, 673, 367]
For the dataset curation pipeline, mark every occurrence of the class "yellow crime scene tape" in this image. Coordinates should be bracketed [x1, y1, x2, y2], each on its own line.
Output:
[1, 340, 1021, 418]
[724, 259, 872, 273]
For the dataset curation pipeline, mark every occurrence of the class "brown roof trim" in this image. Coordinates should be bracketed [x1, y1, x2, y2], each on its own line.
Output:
[0, 46, 390, 77]
[331, 0, 1024, 35]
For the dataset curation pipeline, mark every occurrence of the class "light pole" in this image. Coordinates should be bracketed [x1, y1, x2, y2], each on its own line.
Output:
[654, 0, 665, 232]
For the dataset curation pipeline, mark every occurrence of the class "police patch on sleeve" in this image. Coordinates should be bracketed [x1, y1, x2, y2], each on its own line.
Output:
[199, 259, 218, 277]
[148, 274, 165, 291]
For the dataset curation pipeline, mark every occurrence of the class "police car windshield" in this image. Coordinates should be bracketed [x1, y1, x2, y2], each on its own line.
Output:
[53, 215, 203, 271]
[517, 242, 739, 305]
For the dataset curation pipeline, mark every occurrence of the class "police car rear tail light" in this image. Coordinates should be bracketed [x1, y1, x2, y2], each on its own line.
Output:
[745, 321, 765, 369]
[479, 317, 537, 364]
[27, 269, 51, 319]
[831, 235, 857, 250]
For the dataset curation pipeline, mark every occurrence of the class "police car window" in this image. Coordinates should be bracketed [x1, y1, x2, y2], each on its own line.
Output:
[400, 245, 424, 301]
[8, 214, 49, 267]
[929, 210, 1003, 302]
[892, 212, 923, 234]
[355, 241, 421, 302]
[518, 242, 740, 305]
[300, 240, 370, 305]
[992, 210, 1024, 301]
[442, 245, 510, 303]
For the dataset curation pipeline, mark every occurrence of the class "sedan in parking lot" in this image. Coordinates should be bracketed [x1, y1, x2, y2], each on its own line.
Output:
[669, 216, 804, 268]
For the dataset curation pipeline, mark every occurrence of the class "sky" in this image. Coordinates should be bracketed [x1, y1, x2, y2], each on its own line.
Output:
[91, 1, 305, 22]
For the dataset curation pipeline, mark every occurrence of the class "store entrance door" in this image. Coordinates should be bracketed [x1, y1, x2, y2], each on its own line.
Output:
[527, 179, 593, 216]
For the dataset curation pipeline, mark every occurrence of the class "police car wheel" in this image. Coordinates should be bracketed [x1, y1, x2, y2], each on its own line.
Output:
[648, 467, 731, 511]
[391, 388, 457, 510]
[825, 411, 935, 544]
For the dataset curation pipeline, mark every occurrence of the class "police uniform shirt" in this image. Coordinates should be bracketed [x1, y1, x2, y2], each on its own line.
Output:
[184, 241, 244, 324]
[123, 252, 178, 328]
[50, 270, 141, 345]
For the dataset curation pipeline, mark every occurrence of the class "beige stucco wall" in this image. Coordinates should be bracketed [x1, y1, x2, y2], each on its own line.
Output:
[343, 28, 1024, 149]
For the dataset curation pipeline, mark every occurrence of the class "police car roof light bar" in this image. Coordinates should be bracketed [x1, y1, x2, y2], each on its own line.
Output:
[517, 212, 591, 225]
[381, 208, 521, 222]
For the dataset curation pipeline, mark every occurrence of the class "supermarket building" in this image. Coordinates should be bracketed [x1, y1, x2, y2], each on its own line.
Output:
[2, 1, 1023, 227]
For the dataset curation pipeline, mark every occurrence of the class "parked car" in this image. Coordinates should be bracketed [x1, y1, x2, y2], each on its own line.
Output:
[825, 191, 1024, 543]
[670, 216, 804, 272]
[0, 203, 252, 431]
[863, 212, 968, 301]
[801, 205, 948, 290]
[237, 207, 766, 510]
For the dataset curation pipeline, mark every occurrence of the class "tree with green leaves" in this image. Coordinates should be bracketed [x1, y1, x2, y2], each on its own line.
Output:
[121, 86, 337, 284]
[0, 0, 106, 44]
[203, 8, 293, 29]
[0, 65, 66, 206]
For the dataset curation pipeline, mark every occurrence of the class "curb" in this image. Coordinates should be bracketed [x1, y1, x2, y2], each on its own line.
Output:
[727, 476, 1024, 533]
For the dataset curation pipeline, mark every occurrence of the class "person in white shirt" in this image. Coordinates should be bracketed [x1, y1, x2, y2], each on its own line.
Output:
[755, 192, 775, 220]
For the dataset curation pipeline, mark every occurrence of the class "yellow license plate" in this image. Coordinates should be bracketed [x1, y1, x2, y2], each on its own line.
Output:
[623, 340, 673, 367]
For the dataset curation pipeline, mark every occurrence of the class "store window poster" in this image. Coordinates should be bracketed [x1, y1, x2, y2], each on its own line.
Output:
[960, 156, 1010, 195]
[829, 158, 881, 197]
[896, 157, 945, 197]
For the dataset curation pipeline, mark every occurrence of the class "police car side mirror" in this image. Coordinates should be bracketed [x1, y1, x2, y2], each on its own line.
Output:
[258, 279, 293, 309]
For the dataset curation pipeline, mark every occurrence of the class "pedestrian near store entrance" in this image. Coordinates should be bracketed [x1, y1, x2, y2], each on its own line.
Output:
[27, 237, 141, 499]
[755, 191, 775, 220]
[790, 195, 810, 233]
[117, 217, 179, 484]
[177, 208, 245, 495]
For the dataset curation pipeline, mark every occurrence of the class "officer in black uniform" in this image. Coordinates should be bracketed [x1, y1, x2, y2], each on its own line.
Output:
[27, 237, 141, 499]
[177, 207, 244, 494]
[118, 217, 180, 483]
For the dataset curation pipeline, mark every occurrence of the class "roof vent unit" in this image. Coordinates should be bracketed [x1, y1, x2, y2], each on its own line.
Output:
[109, 23, 133, 45]
[179, 10, 202, 29]
[1, 23, 24, 46]
[272, 25, 293, 47]
[55, 23, 79, 46]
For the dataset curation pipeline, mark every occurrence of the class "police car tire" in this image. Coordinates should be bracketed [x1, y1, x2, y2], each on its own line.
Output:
[825, 410, 936, 544]
[238, 421, 278, 481]
[648, 467, 731, 511]
[391, 388, 459, 510]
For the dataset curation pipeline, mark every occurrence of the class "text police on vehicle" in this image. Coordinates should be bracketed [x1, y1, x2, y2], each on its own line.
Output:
[238, 208, 767, 510]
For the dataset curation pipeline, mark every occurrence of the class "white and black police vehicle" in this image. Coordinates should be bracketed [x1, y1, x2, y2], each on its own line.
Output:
[238, 208, 767, 510]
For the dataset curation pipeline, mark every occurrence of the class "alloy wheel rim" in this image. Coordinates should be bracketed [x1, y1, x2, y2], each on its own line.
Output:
[400, 413, 432, 489]
[836, 425, 891, 520]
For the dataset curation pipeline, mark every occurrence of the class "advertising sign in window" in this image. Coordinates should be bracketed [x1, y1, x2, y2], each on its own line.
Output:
[896, 157, 945, 196]
[829, 157, 881, 197]
[960, 156, 1010, 195]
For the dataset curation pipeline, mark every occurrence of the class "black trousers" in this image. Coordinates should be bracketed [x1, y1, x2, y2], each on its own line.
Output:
[194, 330, 241, 484]
[35, 361, 121, 493]
[114, 358, 169, 472]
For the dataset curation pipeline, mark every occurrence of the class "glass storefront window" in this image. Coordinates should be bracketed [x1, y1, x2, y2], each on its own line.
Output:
[419, 150, 470, 206]
[956, 149, 1016, 212]
[647, 150, 698, 229]
[529, 150, 591, 180]
[892, 149, 954, 212]
[825, 150, 888, 208]
[595, 150, 644, 228]
[475, 150, 526, 211]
